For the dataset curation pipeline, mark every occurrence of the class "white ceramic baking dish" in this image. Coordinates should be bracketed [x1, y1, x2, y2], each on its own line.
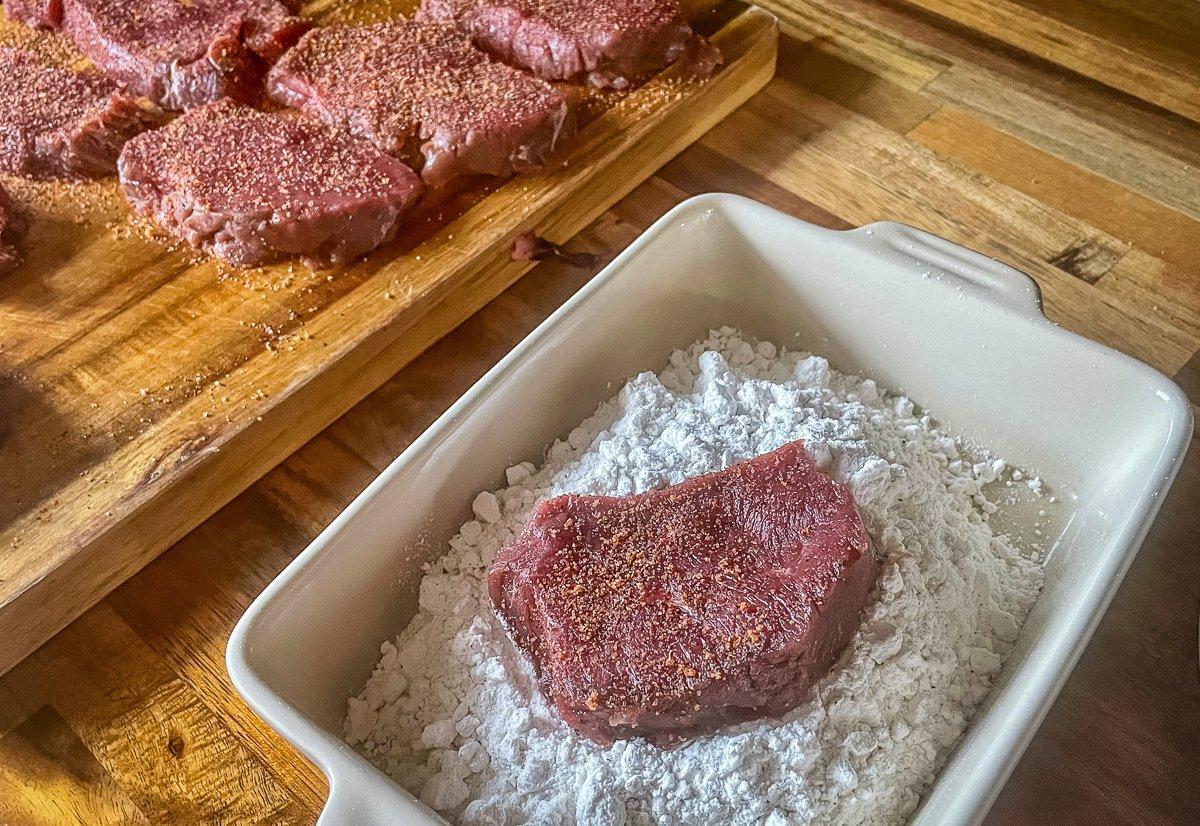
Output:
[227, 194, 1192, 825]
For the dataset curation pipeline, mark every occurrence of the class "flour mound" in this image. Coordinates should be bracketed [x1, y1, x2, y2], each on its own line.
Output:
[344, 328, 1046, 825]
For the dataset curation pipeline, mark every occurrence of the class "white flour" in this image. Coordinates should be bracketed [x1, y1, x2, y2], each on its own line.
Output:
[344, 328, 1047, 825]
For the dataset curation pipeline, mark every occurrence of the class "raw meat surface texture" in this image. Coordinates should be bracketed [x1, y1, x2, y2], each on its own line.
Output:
[3, 0, 62, 28]
[118, 101, 424, 267]
[489, 439, 879, 747]
[61, 0, 311, 109]
[417, 0, 709, 89]
[268, 20, 571, 188]
[0, 46, 159, 178]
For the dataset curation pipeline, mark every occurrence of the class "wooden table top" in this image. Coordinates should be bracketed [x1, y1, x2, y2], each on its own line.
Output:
[3, 0, 1198, 822]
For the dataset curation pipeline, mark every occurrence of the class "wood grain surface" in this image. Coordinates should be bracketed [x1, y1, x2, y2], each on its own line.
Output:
[3, 0, 1199, 823]
[0, 1, 777, 676]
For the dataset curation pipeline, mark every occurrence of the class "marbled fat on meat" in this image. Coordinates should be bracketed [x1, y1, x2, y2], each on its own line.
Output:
[490, 439, 879, 747]
[269, 20, 571, 188]
[0, 46, 159, 178]
[118, 101, 424, 267]
[59, 0, 311, 110]
[417, 0, 711, 89]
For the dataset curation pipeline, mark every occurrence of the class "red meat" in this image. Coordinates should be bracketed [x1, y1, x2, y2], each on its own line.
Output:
[60, 0, 311, 110]
[0, 46, 160, 179]
[490, 439, 879, 747]
[417, 0, 711, 89]
[2, 0, 62, 28]
[118, 101, 424, 267]
[268, 20, 571, 188]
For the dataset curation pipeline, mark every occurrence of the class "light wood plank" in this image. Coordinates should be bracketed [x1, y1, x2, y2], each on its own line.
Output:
[758, 1, 1200, 217]
[701, 75, 1197, 371]
[3, 604, 315, 822]
[0, 707, 148, 825]
[658, 143, 853, 229]
[923, 65, 1200, 221]
[1016, 0, 1200, 67]
[105, 460, 361, 814]
[907, 107, 1200, 271]
[1096, 250, 1200, 346]
[900, 0, 1200, 123]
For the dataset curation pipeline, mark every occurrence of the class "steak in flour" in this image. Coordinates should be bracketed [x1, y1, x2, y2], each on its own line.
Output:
[417, 0, 714, 89]
[59, 0, 311, 110]
[0, 46, 159, 178]
[0, 184, 25, 273]
[489, 439, 879, 747]
[118, 101, 423, 267]
[268, 20, 571, 188]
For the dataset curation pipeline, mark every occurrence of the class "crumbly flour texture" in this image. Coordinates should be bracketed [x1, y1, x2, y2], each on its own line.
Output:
[344, 328, 1047, 825]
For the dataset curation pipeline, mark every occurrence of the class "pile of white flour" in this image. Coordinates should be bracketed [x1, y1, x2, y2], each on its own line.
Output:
[344, 328, 1047, 825]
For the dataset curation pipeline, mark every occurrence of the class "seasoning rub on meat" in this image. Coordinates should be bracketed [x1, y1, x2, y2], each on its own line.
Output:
[418, 0, 715, 89]
[2, 0, 63, 29]
[490, 439, 879, 747]
[11, 0, 311, 110]
[269, 20, 572, 188]
[0, 46, 159, 179]
[118, 101, 424, 267]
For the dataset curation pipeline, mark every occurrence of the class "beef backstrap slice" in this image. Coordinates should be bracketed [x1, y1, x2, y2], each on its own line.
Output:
[417, 0, 716, 89]
[268, 20, 572, 188]
[0, 46, 160, 178]
[0, 184, 26, 274]
[490, 439, 879, 747]
[118, 101, 424, 267]
[59, 0, 311, 110]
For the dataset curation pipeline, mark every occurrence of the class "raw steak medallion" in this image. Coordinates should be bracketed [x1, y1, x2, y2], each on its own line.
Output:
[490, 439, 879, 746]
[118, 101, 424, 267]
[0, 46, 160, 179]
[60, 0, 311, 109]
[268, 20, 571, 188]
[418, 0, 716, 89]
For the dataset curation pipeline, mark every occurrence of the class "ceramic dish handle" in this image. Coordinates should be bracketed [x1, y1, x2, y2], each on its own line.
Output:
[856, 221, 1044, 318]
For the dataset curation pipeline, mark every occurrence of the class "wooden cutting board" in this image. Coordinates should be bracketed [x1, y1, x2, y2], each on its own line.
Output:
[0, 1, 778, 675]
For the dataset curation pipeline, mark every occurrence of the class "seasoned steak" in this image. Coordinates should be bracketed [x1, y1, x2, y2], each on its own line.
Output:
[490, 439, 879, 747]
[0, 184, 25, 274]
[418, 0, 710, 89]
[0, 46, 159, 178]
[268, 21, 571, 188]
[3, 0, 62, 28]
[61, 0, 311, 110]
[118, 101, 424, 267]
